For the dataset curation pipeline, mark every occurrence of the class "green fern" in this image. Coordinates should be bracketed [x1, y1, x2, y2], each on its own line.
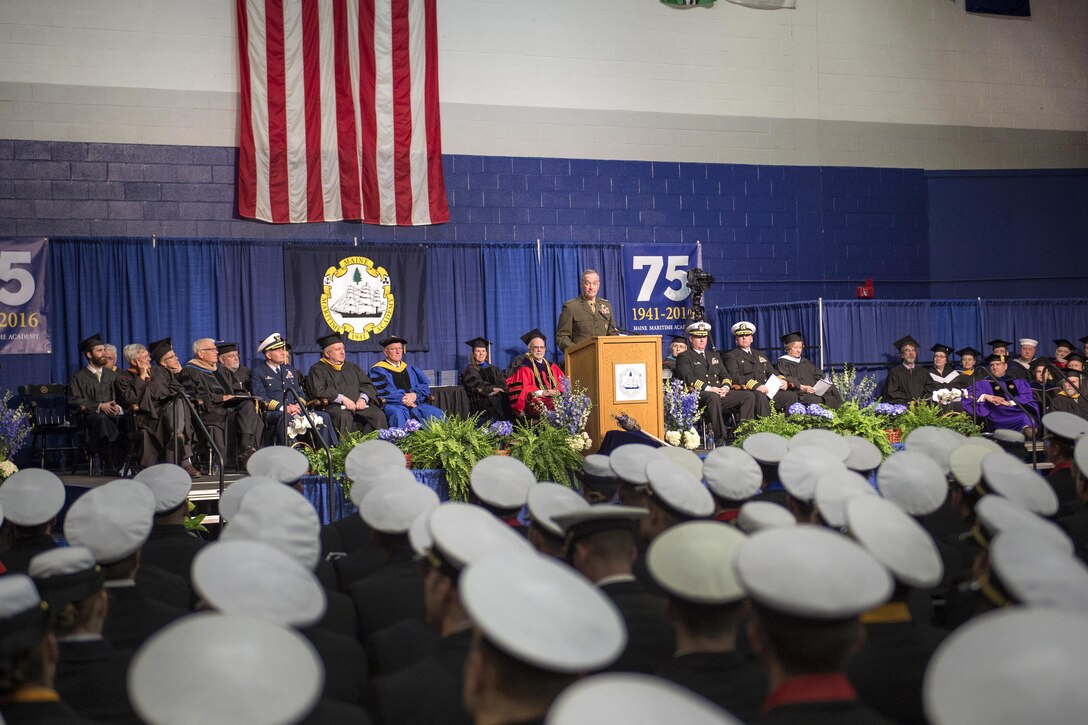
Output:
[398, 415, 498, 501]
[897, 401, 983, 438]
[732, 405, 806, 447]
[508, 419, 583, 488]
[829, 402, 893, 455]
[304, 429, 381, 500]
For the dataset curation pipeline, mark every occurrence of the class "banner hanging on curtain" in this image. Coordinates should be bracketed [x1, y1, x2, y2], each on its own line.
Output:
[0, 238, 50, 355]
[284, 245, 428, 353]
[622, 244, 699, 337]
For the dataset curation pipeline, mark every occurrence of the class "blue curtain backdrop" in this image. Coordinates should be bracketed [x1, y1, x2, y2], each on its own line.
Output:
[715, 302, 820, 357]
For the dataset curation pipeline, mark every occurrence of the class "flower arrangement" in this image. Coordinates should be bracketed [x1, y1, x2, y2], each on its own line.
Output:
[830, 364, 879, 407]
[377, 418, 423, 442]
[897, 400, 983, 438]
[509, 419, 583, 488]
[543, 378, 593, 451]
[873, 402, 909, 418]
[787, 402, 835, 421]
[0, 390, 31, 465]
[931, 388, 963, 405]
[286, 412, 326, 440]
[398, 415, 499, 502]
[663, 380, 705, 449]
[0, 459, 18, 483]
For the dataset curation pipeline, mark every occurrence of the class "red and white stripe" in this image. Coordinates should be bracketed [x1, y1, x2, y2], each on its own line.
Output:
[237, 0, 448, 226]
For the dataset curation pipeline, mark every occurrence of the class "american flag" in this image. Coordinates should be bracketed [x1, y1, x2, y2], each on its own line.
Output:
[236, 0, 449, 225]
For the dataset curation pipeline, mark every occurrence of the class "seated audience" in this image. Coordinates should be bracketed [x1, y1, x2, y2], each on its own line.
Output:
[884, 335, 928, 404]
[67, 332, 126, 473]
[460, 336, 513, 422]
[775, 330, 842, 409]
[674, 321, 761, 442]
[180, 337, 263, 466]
[723, 321, 799, 411]
[962, 353, 1040, 436]
[369, 335, 444, 427]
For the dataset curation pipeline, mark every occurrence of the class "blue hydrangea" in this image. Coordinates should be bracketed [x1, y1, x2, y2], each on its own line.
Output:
[788, 402, 807, 415]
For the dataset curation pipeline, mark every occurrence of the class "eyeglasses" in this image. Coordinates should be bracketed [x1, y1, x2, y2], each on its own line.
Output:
[198, 347, 217, 352]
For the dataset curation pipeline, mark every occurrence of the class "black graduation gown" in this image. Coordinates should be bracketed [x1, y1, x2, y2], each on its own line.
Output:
[1050, 392, 1088, 419]
[348, 548, 425, 639]
[180, 362, 263, 456]
[67, 366, 123, 455]
[656, 651, 768, 722]
[598, 578, 675, 674]
[115, 366, 191, 467]
[133, 563, 191, 610]
[369, 628, 474, 725]
[306, 360, 388, 437]
[55, 637, 139, 725]
[883, 365, 928, 404]
[461, 363, 513, 422]
[775, 356, 843, 409]
[1059, 504, 1088, 564]
[1047, 465, 1079, 519]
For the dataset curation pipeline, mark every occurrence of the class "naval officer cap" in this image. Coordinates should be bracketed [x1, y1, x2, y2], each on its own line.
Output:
[460, 552, 626, 673]
[777, 448, 847, 503]
[0, 575, 51, 657]
[846, 496, 943, 590]
[987, 530, 1088, 611]
[788, 428, 851, 463]
[552, 504, 648, 543]
[345, 439, 408, 492]
[0, 468, 65, 526]
[647, 520, 747, 605]
[814, 470, 877, 530]
[129, 613, 323, 725]
[973, 494, 1073, 555]
[217, 476, 279, 522]
[1065, 351, 1085, 364]
[730, 321, 756, 336]
[736, 526, 893, 619]
[427, 503, 533, 573]
[547, 673, 744, 725]
[685, 321, 711, 338]
[359, 481, 440, 534]
[192, 539, 326, 628]
[470, 456, 535, 510]
[1018, 337, 1039, 347]
[256, 332, 288, 353]
[1042, 410, 1088, 441]
[28, 546, 104, 610]
[65, 479, 156, 564]
[219, 483, 321, 570]
[844, 435, 883, 472]
[702, 446, 762, 502]
[645, 458, 714, 520]
[979, 451, 1058, 516]
[654, 445, 704, 481]
[576, 454, 620, 498]
[948, 443, 998, 492]
[742, 431, 789, 464]
[904, 426, 965, 475]
[527, 483, 590, 538]
[246, 445, 310, 484]
[924, 608, 1088, 725]
[134, 464, 192, 513]
[736, 501, 797, 534]
[878, 450, 948, 515]
[609, 443, 659, 487]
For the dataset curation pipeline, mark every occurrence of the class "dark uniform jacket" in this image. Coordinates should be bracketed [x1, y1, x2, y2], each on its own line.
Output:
[656, 651, 768, 722]
[369, 628, 473, 725]
[348, 548, 425, 639]
[674, 348, 731, 390]
[140, 524, 205, 584]
[102, 582, 187, 651]
[365, 619, 442, 678]
[1059, 503, 1088, 564]
[1, 534, 59, 574]
[299, 625, 369, 707]
[757, 673, 896, 725]
[599, 577, 675, 674]
[55, 637, 139, 725]
[0, 698, 108, 725]
[556, 296, 617, 352]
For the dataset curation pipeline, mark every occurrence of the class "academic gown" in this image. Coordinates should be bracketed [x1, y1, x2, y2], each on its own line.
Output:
[181, 361, 263, 456]
[461, 362, 513, 421]
[0, 696, 107, 725]
[1050, 391, 1088, 420]
[507, 356, 566, 418]
[883, 364, 928, 405]
[348, 548, 426, 638]
[775, 356, 842, 409]
[962, 377, 1039, 432]
[115, 365, 192, 467]
[306, 359, 388, 436]
[369, 361, 444, 428]
[67, 366, 123, 459]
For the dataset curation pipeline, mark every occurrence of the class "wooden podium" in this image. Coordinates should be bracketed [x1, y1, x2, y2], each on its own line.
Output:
[564, 335, 663, 453]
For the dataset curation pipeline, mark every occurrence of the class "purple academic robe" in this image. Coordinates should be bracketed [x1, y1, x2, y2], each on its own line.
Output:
[963, 377, 1039, 431]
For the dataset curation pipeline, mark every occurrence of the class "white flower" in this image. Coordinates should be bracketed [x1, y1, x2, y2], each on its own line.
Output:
[0, 460, 17, 479]
[931, 388, 963, 405]
[665, 430, 682, 446]
[682, 429, 700, 450]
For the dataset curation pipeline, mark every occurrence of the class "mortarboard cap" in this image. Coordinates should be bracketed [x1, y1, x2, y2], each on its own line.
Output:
[646, 521, 747, 605]
[986, 338, 1012, 349]
[669, 335, 689, 346]
[378, 335, 408, 349]
[845, 496, 942, 589]
[930, 343, 953, 356]
[148, 337, 173, 363]
[779, 331, 804, 346]
[519, 329, 547, 346]
[134, 464, 193, 513]
[78, 333, 103, 354]
[215, 341, 238, 355]
[1065, 351, 1084, 364]
[316, 332, 343, 350]
[1054, 338, 1075, 351]
[0, 468, 65, 526]
[257, 333, 288, 353]
[955, 346, 981, 358]
[1079, 335, 1088, 346]
[465, 337, 491, 349]
[893, 335, 920, 350]
[985, 353, 1007, 364]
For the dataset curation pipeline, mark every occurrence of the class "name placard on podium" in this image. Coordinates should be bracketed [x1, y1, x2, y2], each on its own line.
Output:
[565, 335, 664, 453]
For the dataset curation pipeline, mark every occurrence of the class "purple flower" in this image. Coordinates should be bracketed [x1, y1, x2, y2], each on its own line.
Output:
[403, 419, 422, 433]
[788, 402, 806, 415]
[489, 420, 513, 438]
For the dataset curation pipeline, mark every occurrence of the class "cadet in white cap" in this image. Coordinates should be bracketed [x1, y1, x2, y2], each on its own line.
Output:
[843, 496, 948, 725]
[220, 482, 320, 569]
[1058, 435, 1088, 563]
[338, 439, 409, 563]
[974, 494, 1073, 556]
[191, 539, 370, 712]
[526, 483, 590, 558]
[470, 455, 535, 528]
[878, 450, 948, 517]
[371, 503, 534, 725]
[641, 458, 714, 543]
[813, 470, 877, 530]
[129, 613, 324, 725]
[64, 479, 188, 650]
[844, 436, 884, 474]
[979, 451, 1058, 516]
[553, 504, 672, 675]
[360, 481, 440, 536]
[702, 446, 762, 523]
[655, 445, 704, 481]
[788, 429, 851, 463]
[777, 448, 848, 522]
[0, 468, 65, 572]
[28, 546, 136, 723]
[1041, 410, 1088, 517]
[741, 432, 790, 505]
[134, 463, 204, 584]
[646, 522, 767, 721]
[217, 475, 279, 522]
[0, 574, 95, 723]
[608, 443, 658, 507]
[924, 608, 1088, 725]
[982, 529, 1088, 612]
[546, 673, 744, 725]
[575, 453, 620, 504]
[736, 501, 796, 534]
[246, 444, 310, 484]
[459, 552, 626, 725]
[904, 426, 964, 476]
[735, 526, 893, 723]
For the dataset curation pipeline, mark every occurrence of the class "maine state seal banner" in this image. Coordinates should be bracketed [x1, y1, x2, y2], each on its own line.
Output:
[284, 245, 428, 353]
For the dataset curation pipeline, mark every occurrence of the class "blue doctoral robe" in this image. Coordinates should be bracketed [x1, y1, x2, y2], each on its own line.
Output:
[250, 361, 337, 446]
[963, 377, 1039, 432]
[369, 360, 444, 427]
